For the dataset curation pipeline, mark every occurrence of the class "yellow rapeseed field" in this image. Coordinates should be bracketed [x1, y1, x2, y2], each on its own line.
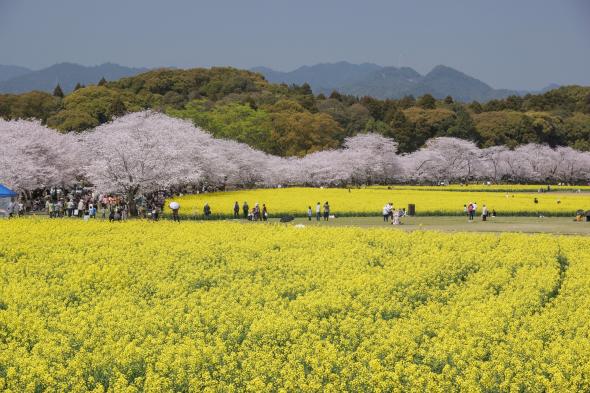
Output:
[1, 219, 590, 391]
[168, 187, 589, 217]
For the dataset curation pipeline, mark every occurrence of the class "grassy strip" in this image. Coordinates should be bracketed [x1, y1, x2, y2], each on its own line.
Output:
[165, 210, 578, 220]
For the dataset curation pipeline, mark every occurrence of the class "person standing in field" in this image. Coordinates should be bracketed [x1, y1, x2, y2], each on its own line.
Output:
[262, 204, 268, 221]
[463, 204, 468, 218]
[307, 206, 312, 221]
[203, 203, 211, 219]
[392, 208, 400, 225]
[467, 202, 474, 221]
[316, 202, 321, 221]
[233, 201, 240, 218]
[253, 203, 260, 221]
[67, 199, 74, 217]
[243, 201, 249, 219]
[382, 204, 390, 222]
[473, 202, 478, 218]
[482, 204, 488, 221]
[323, 201, 330, 221]
[77, 199, 85, 218]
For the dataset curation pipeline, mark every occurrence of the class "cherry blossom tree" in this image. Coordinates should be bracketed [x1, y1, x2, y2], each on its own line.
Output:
[402, 137, 482, 183]
[341, 133, 403, 185]
[3, 112, 590, 198]
[82, 112, 206, 209]
[0, 119, 81, 194]
[554, 147, 590, 183]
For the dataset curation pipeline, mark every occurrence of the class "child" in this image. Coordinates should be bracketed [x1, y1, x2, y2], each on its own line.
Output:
[307, 206, 312, 221]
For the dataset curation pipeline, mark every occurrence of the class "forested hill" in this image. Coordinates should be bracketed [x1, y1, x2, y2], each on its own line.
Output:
[0, 67, 589, 156]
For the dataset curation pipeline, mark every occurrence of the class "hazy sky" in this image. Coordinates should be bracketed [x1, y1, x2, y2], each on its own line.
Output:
[1, 0, 589, 89]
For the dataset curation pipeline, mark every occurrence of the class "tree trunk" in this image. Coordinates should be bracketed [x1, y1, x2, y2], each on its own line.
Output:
[126, 187, 139, 216]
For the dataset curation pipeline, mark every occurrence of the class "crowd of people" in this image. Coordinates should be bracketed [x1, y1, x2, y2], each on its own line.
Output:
[4, 188, 511, 226]
[306, 202, 331, 221]
[382, 202, 406, 225]
[230, 201, 269, 221]
[464, 202, 495, 221]
[3, 187, 172, 222]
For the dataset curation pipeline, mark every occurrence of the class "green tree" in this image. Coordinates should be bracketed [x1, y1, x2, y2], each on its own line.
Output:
[329, 90, 342, 101]
[98, 77, 107, 86]
[447, 107, 480, 142]
[387, 109, 415, 152]
[74, 82, 84, 91]
[110, 97, 127, 117]
[418, 94, 436, 109]
[360, 96, 385, 120]
[398, 95, 416, 109]
[444, 96, 454, 105]
[270, 111, 342, 156]
[469, 101, 483, 114]
[53, 84, 64, 98]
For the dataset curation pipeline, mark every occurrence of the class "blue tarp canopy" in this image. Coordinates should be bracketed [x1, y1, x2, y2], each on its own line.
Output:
[0, 184, 17, 198]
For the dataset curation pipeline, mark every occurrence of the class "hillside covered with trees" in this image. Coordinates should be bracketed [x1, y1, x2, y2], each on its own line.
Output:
[0, 67, 589, 156]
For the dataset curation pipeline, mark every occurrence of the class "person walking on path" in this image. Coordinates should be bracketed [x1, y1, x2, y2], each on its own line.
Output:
[262, 204, 268, 221]
[472, 202, 478, 218]
[482, 205, 488, 221]
[253, 203, 260, 221]
[323, 201, 330, 221]
[307, 206, 313, 221]
[467, 202, 475, 221]
[392, 209, 401, 225]
[316, 202, 321, 221]
[243, 201, 249, 219]
[233, 202, 240, 218]
[382, 204, 390, 222]
[170, 201, 180, 222]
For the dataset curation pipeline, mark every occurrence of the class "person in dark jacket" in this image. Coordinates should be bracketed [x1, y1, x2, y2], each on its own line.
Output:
[243, 201, 249, 219]
[233, 201, 240, 218]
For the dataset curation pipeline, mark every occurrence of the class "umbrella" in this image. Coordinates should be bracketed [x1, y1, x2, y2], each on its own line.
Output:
[169, 201, 180, 210]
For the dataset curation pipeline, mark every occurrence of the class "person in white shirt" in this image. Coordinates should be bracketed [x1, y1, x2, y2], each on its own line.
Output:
[482, 205, 488, 221]
[383, 204, 390, 222]
[315, 202, 321, 221]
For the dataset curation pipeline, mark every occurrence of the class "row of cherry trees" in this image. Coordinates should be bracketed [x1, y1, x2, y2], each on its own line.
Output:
[1, 111, 589, 199]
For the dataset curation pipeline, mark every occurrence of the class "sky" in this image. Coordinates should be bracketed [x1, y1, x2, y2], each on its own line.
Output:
[0, 0, 589, 90]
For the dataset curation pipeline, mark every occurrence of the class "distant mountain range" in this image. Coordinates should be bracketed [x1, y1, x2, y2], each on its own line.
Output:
[0, 63, 148, 94]
[252, 62, 559, 102]
[0, 61, 560, 102]
[0, 65, 32, 82]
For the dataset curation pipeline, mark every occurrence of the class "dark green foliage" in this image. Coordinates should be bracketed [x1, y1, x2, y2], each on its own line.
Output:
[447, 107, 480, 142]
[52, 84, 64, 98]
[418, 94, 436, 109]
[1, 66, 589, 154]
